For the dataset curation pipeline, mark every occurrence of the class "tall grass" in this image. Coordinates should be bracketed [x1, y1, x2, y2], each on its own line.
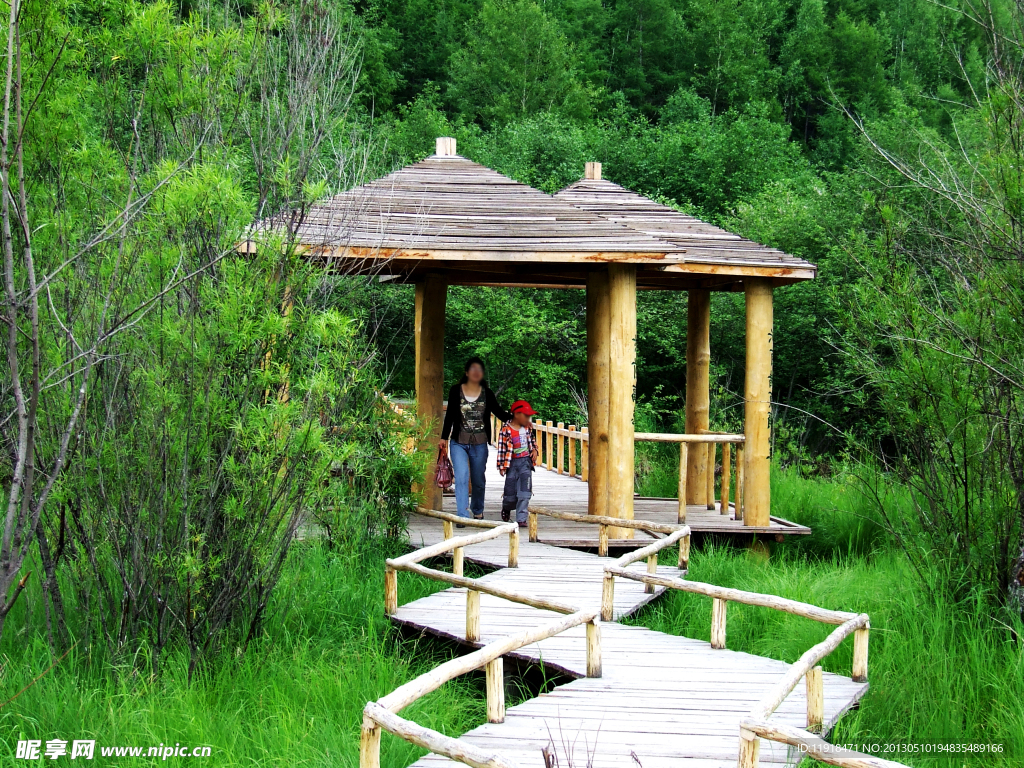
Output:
[0, 544, 482, 766]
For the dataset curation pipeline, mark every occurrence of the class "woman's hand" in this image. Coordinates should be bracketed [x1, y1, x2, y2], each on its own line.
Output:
[439, 439, 448, 452]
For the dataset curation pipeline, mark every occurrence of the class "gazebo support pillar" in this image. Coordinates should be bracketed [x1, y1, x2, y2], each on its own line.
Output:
[415, 274, 447, 511]
[607, 264, 636, 539]
[685, 289, 711, 506]
[586, 270, 611, 518]
[743, 279, 773, 527]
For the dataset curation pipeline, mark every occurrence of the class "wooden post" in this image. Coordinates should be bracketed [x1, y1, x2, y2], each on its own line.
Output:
[721, 444, 731, 516]
[360, 715, 382, 768]
[738, 729, 760, 768]
[852, 623, 870, 682]
[585, 161, 602, 180]
[568, 425, 577, 477]
[466, 589, 481, 642]
[586, 271, 611, 517]
[677, 442, 688, 523]
[711, 598, 727, 649]
[678, 533, 690, 570]
[706, 442, 716, 510]
[528, 510, 538, 542]
[646, 553, 658, 594]
[508, 527, 519, 568]
[545, 421, 554, 471]
[442, 520, 453, 540]
[581, 427, 589, 481]
[598, 524, 609, 557]
[557, 422, 565, 474]
[384, 567, 398, 616]
[744, 279, 773, 527]
[586, 620, 602, 678]
[486, 658, 505, 723]
[806, 665, 824, 733]
[607, 264, 636, 539]
[685, 289, 711, 505]
[601, 573, 615, 621]
[452, 546, 464, 577]
[415, 275, 447, 511]
[735, 446, 744, 521]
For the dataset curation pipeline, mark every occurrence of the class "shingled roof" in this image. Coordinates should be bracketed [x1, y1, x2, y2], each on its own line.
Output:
[554, 174, 816, 275]
[264, 151, 680, 258]
[252, 139, 815, 289]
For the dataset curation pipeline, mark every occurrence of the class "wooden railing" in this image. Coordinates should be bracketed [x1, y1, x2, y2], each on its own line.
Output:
[365, 507, 603, 768]
[361, 610, 599, 768]
[490, 413, 746, 524]
[600, 565, 904, 768]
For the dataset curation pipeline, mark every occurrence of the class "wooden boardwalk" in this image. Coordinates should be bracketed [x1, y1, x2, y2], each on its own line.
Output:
[394, 451, 867, 768]
[423, 447, 809, 551]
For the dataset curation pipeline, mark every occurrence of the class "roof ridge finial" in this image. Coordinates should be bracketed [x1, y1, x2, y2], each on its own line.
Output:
[436, 137, 457, 157]
[585, 161, 601, 180]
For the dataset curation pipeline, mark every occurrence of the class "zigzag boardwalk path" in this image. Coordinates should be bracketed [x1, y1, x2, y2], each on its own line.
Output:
[391, 451, 868, 768]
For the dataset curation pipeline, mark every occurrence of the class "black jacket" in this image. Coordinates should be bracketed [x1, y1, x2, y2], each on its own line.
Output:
[441, 384, 511, 443]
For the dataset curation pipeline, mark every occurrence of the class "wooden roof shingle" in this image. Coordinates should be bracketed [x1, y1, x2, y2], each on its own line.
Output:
[253, 143, 815, 288]
[554, 178, 816, 275]
[263, 153, 683, 257]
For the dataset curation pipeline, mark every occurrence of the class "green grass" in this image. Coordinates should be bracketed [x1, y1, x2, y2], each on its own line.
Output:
[0, 543, 484, 766]
[3, 468, 1023, 767]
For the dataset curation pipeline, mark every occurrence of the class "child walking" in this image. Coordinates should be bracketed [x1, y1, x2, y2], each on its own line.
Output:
[497, 400, 539, 526]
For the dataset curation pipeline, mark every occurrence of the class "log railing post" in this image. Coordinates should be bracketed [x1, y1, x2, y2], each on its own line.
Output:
[679, 532, 691, 570]
[806, 665, 824, 733]
[677, 442, 688, 523]
[853, 623, 870, 682]
[528, 510, 538, 542]
[601, 573, 615, 621]
[737, 728, 760, 768]
[508, 526, 519, 568]
[466, 589, 481, 642]
[568, 425, 577, 477]
[721, 444, 731, 516]
[586, 619, 602, 678]
[735, 446, 744, 521]
[711, 597, 727, 649]
[706, 442, 716, 510]
[598, 524, 609, 557]
[486, 657, 505, 723]
[360, 715, 382, 768]
[453, 546, 464, 578]
[646, 553, 658, 594]
[442, 520, 453, 540]
[546, 421, 554, 471]
[581, 427, 589, 481]
[385, 566, 398, 616]
[557, 422, 565, 474]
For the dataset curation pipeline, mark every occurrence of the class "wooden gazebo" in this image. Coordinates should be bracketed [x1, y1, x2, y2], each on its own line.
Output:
[266, 137, 816, 533]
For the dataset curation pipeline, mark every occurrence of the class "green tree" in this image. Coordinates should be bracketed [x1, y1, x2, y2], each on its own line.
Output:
[448, 0, 590, 126]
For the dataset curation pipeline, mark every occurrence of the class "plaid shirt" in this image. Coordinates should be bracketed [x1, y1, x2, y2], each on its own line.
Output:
[496, 421, 538, 475]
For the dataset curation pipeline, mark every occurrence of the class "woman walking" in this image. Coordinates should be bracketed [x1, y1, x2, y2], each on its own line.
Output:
[440, 357, 511, 523]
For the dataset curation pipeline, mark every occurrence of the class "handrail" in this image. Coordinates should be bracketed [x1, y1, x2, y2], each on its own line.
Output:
[503, 412, 747, 522]
[528, 504, 691, 565]
[600, 527, 692, 619]
[738, 718, 908, 768]
[600, 564, 886, 768]
[361, 610, 600, 768]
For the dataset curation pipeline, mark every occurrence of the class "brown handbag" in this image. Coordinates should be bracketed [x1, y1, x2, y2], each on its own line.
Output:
[434, 444, 454, 490]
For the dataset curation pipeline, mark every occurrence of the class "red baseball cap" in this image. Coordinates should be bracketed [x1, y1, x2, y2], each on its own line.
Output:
[510, 400, 538, 416]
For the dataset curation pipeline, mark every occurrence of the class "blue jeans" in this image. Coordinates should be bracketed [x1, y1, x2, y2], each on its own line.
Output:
[449, 442, 488, 519]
